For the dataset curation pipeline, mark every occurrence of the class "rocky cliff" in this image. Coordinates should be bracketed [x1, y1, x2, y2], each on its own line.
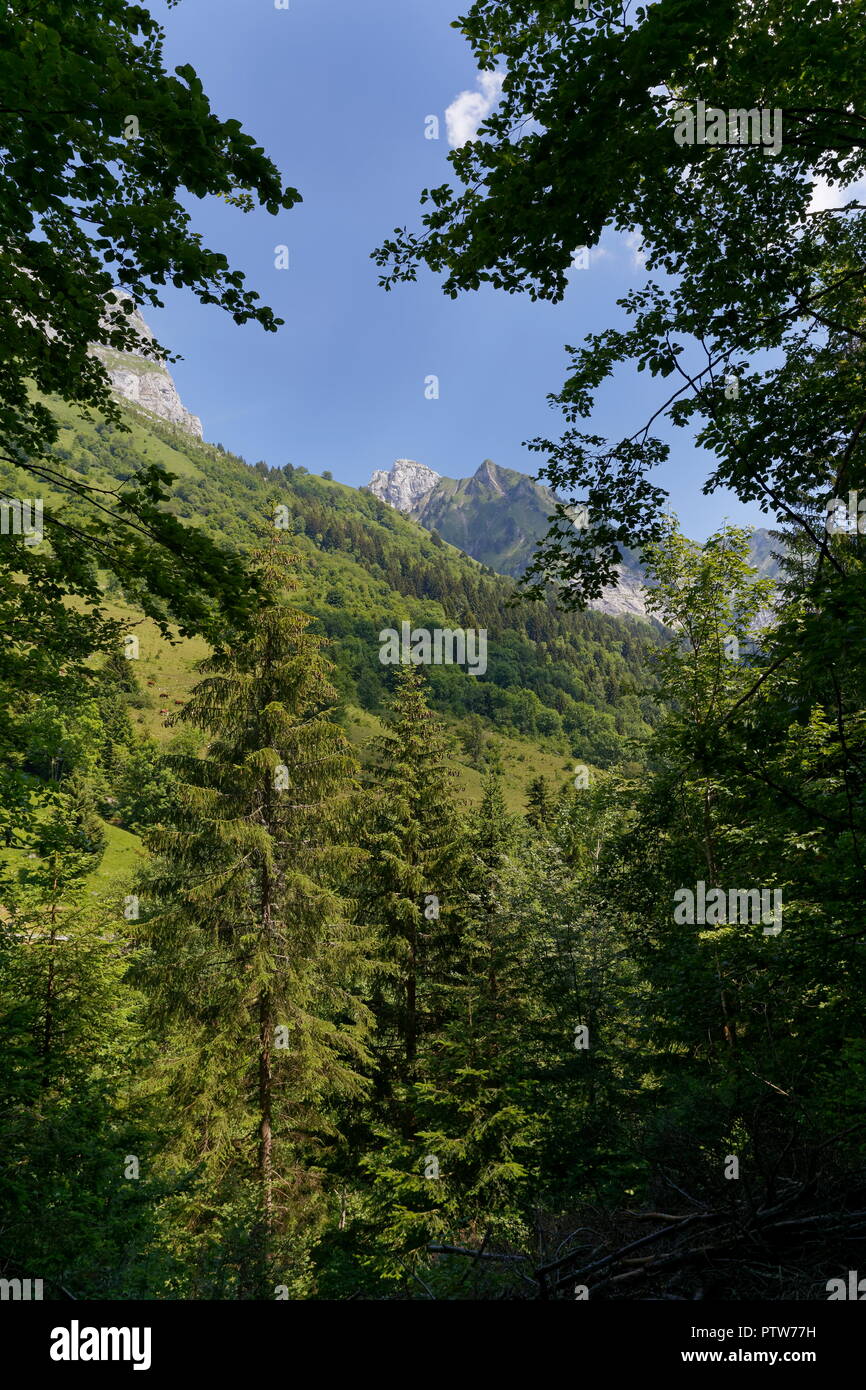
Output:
[92, 302, 203, 439]
[369, 458, 440, 511]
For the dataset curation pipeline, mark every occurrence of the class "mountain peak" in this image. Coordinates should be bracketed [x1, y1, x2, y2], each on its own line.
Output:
[478, 458, 505, 480]
[368, 458, 440, 512]
[471, 458, 507, 494]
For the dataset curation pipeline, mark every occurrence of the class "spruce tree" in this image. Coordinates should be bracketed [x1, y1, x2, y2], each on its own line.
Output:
[360, 663, 463, 1083]
[136, 539, 373, 1295]
[411, 776, 537, 1265]
[525, 775, 554, 831]
[354, 663, 467, 1283]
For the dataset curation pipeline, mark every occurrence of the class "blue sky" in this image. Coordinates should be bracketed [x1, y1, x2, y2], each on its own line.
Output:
[142, 0, 768, 540]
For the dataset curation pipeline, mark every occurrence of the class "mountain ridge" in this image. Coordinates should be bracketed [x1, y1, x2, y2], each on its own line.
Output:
[369, 456, 781, 616]
[370, 456, 653, 618]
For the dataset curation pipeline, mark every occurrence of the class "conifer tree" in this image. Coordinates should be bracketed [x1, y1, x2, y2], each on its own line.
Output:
[0, 777, 149, 1296]
[360, 754, 537, 1284]
[411, 777, 537, 1258]
[525, 774, 554, 831]
[136, 538, 373, 1294]
[353, 663, 469, 1283]
[360, 662, 463, 1083]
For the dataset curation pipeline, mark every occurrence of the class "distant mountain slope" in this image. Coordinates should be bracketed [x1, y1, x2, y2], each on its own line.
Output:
[11, 393, 665, 768]
[748, 525, 784, 578]
[369, 457, 782, 611]
[369, 456, 650, 618]
[416, 459, 557, 577]
[369, 457, 556, 579]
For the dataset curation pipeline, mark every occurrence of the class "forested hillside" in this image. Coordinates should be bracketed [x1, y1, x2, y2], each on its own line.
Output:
[27, 396, 663, 765]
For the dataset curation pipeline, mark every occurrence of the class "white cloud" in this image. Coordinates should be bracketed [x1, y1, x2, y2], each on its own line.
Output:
[445, 71, 504, 148]
[808, 174, 866, 213]
[625, 229, 646, 268]
[567, 244, 611, 273]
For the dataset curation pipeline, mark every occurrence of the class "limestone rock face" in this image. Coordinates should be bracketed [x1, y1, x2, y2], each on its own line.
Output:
[100, 362, 204, 439]
[92, 302, 203, 439]
[369, 455, 655, 619]
[369, 459, 440, 512]
[592, 564, 650, 620]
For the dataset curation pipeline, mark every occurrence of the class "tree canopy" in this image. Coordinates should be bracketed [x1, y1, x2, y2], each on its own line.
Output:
[0, 0, 301, 647]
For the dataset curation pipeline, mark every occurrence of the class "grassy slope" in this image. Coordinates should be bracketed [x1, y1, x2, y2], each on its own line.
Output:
[109, 602, 580, 811]
[0, 813, 145, 894]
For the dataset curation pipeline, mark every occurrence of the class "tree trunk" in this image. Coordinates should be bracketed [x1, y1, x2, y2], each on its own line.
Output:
[704, 782, 736, 1048]
[258, 988, 274, 1241]
[41, 870, 60, 1089]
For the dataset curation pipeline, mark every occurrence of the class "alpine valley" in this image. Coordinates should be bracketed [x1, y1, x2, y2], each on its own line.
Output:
[0, 321, 669, 869]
